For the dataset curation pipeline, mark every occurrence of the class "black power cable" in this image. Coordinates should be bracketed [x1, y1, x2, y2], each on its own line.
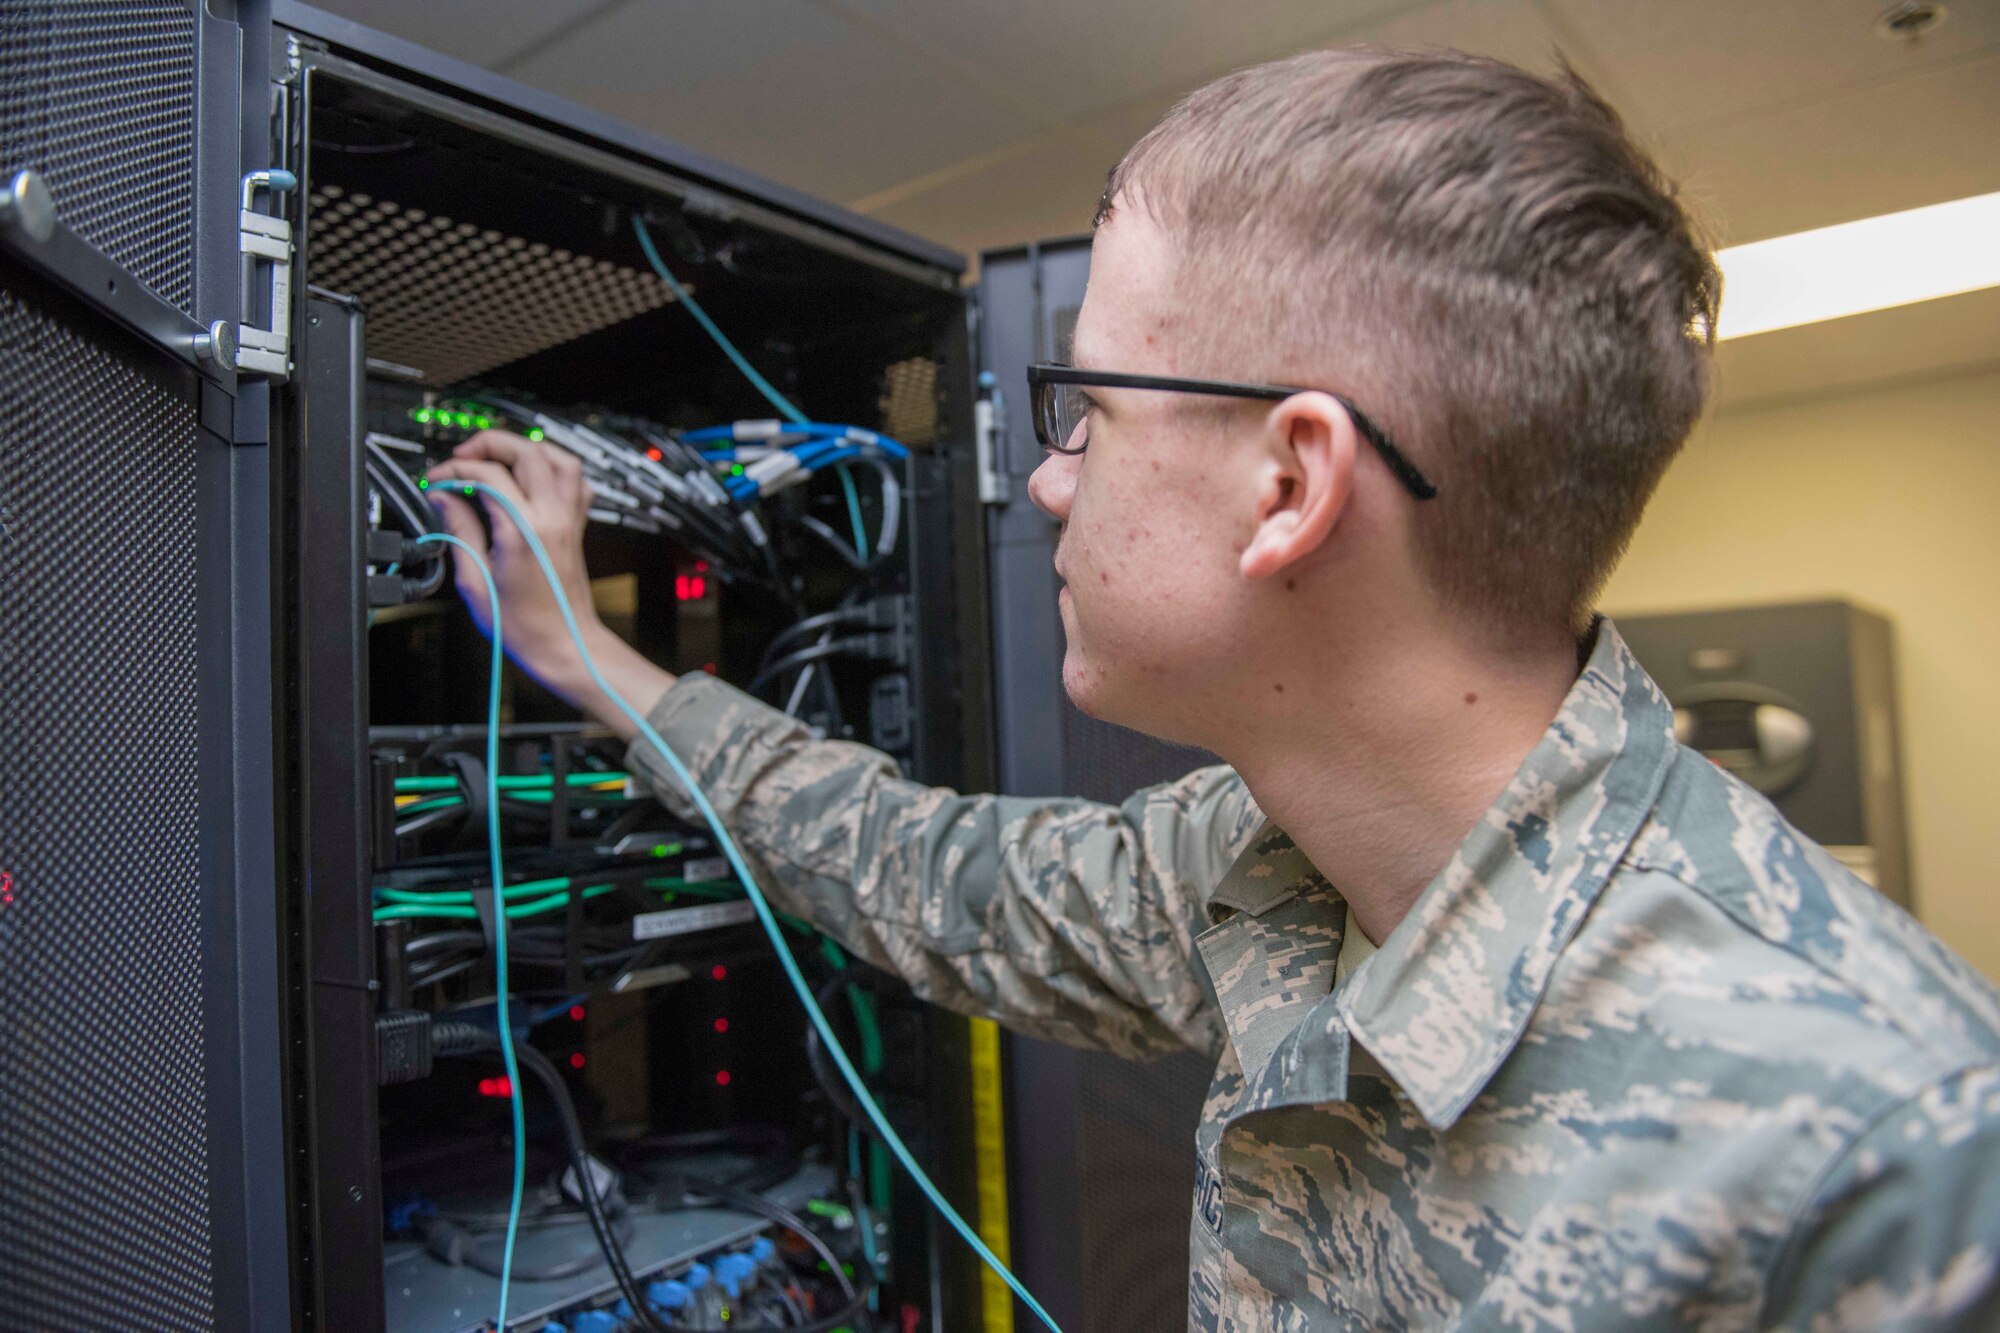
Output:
[744, 636, 881, 698]
[434, 1023, 673, 1330]
[432, 1024, 871, 1331]
[804, 969, 869, 1130]
[765, 606, 871, 658]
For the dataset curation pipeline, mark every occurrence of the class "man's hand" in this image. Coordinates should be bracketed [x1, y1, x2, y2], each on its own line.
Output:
[428, 431, 676, 738]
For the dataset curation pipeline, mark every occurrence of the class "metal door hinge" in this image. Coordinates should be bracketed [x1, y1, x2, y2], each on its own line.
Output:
[973, 372, 1011, 506]
[236, 168, 297, 381]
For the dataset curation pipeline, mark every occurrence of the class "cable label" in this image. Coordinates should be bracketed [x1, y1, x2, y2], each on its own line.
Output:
[632, 898, 755, 941]
[682, 855, 731, 882]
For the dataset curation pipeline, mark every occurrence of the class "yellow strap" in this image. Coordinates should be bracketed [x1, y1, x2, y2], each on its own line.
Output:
[968, 1017, 1015, 1333]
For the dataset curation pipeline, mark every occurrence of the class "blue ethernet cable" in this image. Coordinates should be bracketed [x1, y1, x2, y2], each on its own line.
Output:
[685, 422, 911, 461]
[631, 216, 808, 427]
[412, 532, 526, 1331]
[446, 479, 1066, 1333]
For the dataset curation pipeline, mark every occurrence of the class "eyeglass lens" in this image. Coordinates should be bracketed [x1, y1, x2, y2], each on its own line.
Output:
[1035, 382, 1090, 454]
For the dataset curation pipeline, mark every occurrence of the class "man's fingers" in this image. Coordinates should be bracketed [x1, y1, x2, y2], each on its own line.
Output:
[427, 457, 533, 545]
[428, 489, 486, 555]
[455, 429, 558, 498]
[426, 491, 493, 614]
[545, 446, 590, 517]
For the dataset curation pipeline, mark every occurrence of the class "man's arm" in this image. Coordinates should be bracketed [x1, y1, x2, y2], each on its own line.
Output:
[626, 672, 1257, 1059]
[1761, 1062, 2000, 1331]
[425, 432, 1258, 1060]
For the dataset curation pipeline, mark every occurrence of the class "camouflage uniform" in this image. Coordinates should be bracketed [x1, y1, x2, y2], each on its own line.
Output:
[628, 620, 2000, 1330]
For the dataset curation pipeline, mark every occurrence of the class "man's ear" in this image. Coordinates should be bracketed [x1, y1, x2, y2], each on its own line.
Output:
[1239, 392, 1359, 580]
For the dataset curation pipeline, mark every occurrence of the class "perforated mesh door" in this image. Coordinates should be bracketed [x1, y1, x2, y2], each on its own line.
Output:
[0, 1, 199, 313]
[0, 280, 216, 1331]
[1059, 712, 1216, 1332]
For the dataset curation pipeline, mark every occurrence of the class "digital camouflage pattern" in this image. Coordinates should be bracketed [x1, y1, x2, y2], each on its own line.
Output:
[628, 621, 2000, 1330]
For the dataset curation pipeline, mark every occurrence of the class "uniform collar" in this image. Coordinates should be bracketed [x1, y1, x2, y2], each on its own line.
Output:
[1337, 618, 1678, 1129]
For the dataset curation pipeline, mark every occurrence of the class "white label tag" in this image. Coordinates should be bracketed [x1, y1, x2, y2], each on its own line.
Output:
[681, 855, 731, 883]
[632, 898, 755, 941]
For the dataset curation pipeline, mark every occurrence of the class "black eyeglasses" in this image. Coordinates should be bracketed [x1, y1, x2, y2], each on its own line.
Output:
[1026, 362, 1437, 501]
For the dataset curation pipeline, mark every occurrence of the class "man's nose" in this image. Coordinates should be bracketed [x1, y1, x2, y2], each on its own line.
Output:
[1027, 451, 1077, 522]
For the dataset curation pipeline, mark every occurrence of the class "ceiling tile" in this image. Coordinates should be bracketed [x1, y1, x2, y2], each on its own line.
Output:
[500, 0, 1041, 202]
[1658, 51, 2000, 245]
[309, 0, 610, 71]
[869, 127, 1123, 259]
[1542, 0, 2000, 137]
[821, 0, 1424, 124]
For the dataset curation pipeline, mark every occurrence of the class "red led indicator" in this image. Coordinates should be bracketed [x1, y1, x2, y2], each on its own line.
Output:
[695, 561, 709, 573]
[711, 964, 728, 981]
[713, 1017, 729, 1034]
[702, 662, 718, 675]
[0, 871, 13, 906]
[569, 1005, 586, 1022]
[715, 1070, 732, 1087]
[476, 1076, 513, 1098]
[646, 447, 664, 461]
[674, 574, 710, 602]
[569, 1052, 587, 1070]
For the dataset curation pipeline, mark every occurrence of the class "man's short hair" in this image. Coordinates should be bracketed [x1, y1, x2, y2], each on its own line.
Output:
[1102, 48, 1720, 638]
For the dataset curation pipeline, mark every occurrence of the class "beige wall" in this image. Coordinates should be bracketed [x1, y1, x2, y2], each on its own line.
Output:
[1603, 366, 2000, 980]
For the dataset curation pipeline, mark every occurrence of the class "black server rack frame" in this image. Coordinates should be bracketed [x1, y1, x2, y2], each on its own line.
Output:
[265, 7, 998, 1331]
[975, 239, 1218, 1333]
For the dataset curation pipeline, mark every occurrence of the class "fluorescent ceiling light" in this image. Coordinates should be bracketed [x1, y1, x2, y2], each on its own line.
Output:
[1714, 191, 2000, 341]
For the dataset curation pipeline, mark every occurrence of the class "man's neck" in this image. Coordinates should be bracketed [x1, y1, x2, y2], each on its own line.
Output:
[1222, 633, 1580, 946]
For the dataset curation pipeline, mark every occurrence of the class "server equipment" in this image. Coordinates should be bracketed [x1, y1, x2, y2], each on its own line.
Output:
[0, 1, 1072, 1329]
[3, 2, 1249, 1328]
[1615, 599, 1913, 907]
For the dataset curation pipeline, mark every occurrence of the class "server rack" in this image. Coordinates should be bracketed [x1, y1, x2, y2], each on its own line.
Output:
[2, 5, 1222, 1330]
[975, 240, 1218, 1333]
[5, 1, 1004, 1328]
[268, 5, 997, 1331]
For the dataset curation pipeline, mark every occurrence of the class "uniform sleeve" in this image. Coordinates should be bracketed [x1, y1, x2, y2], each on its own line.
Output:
[1762, 1063, 2000, 1331]
[624, 673, 1263, 1060]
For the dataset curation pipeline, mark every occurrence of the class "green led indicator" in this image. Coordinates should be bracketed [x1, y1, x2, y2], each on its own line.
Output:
[730, 464, 745, 477]
[454, 412, 474, 429]
[417, 477, 430, 490]
[527, 427, 545, 441]
[475, 415, 493, 430]
[463, 486, 475, 496]
[411, 407, 432, 424]
[651, 844, 669, 858]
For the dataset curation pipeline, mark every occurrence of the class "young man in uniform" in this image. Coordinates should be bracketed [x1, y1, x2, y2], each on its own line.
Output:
[429, 47, 2000, 1331]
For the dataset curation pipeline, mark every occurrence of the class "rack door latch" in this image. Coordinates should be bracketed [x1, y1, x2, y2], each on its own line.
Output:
[973, 372, 1011, 506]
[236, 168, 298, 380]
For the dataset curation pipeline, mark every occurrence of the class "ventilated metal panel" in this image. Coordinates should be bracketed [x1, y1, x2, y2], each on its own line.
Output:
[1058, 706, 1213, 808]
[878, 354, 939, 447]
[1057, 706, 1214, 1332]
[307, 183, 681, 384]
[0, 0, 198, 313]
[1076, 1051, 1213, 1333]
[0, 281, 215, 1331]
